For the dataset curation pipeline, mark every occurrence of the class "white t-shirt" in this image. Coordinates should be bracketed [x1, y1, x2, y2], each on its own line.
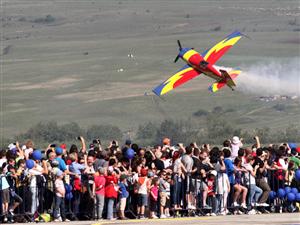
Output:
[163, 159, 171, 169]
[217, 173, 229, 194]
[279, 158, 288, 170]
[55, 179, 65, 197]
[243, 163, 256, 185]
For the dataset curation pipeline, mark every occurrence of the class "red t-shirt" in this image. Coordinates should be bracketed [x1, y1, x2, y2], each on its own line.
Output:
[94, 175, 106, 196]
[105, 175, 118, 199]
[207, 178, 215, 196]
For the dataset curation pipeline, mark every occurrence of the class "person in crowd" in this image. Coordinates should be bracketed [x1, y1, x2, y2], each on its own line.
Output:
[93, 167, 106, 220]
[243, 155, 262, 208]
[224, 148, 235, 207]
[136, 168, 150, 218]
[158, 171, 168, 218]
[181, 145, 196, 209]
[233, 157, 248, 209]
[105, 167, 118, 220]
[172, 150, 186, 210]
[273, 146, 288, 191]
[53, 170, 69, 222]
[6, 160, 23, 218]
[231, 136, 243, 160]
[289, 148, 300, 170]
[206, 170, 217, 216]
[0, 166, 10, 222]
[28, 152, 48, 215]
[118, 174, 128, 220]
[149, 177, 159, 219]
[216, 164, 230, 215]
[253, 148, 271, 207]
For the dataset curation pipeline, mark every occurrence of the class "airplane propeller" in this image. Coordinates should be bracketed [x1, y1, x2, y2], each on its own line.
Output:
[174, 40, 182, 63]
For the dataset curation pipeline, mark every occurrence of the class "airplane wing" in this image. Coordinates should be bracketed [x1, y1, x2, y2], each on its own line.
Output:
[153, 65, 201, 96]
[202, 31, 244, 65]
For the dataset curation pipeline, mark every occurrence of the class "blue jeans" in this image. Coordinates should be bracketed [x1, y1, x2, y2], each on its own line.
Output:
[96, 194, 105, 219]
[172, 175, 183, 206]
[106, 198, 115, 219]
[54, 196, 66, 220]
[73, 190, 81, 215]
[215, 194, 222, 213]
[248, 184, 263, 205]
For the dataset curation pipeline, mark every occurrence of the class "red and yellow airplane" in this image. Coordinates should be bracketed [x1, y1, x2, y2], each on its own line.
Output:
[152, 31, 245, 96]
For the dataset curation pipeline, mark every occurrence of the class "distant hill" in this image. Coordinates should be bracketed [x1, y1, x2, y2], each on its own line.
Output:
[1, 0, 299, 139]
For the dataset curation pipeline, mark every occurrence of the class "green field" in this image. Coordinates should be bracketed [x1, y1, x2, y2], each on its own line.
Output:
[1, 0, 300, 140]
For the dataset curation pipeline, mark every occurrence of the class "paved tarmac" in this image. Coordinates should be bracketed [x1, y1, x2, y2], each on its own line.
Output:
[92, 214, 300, 225]
[16, 213, 300, 225]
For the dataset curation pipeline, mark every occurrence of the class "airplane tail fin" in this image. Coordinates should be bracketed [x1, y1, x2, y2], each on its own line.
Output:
[208, 68, 241, 92]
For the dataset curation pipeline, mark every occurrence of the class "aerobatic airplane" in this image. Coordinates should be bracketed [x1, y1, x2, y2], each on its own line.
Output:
[152, 31, 245, 96]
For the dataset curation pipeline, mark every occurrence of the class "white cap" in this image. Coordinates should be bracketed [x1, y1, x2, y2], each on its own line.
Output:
[232, 136, 240, 145]
[210, 170, 217, 176]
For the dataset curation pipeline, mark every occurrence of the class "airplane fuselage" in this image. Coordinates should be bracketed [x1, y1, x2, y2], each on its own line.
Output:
[180, 48, 222, 81]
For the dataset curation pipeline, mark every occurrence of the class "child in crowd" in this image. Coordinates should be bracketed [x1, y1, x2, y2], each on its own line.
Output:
[149, 177, 159, 219]
[159, 171, 168, 218]
[0, 167, 10, 222]
[216, 171, 230, 215]
[118, 174, 129, 220]
[207, 171, 217, 216]
[136, 168, 150, 219]
[164, 173, 171, 217]
[93, 167, 106, 220]
[54, 170, 69, 222]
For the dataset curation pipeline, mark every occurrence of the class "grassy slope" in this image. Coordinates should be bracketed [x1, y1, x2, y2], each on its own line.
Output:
[1, 0, 300, 137]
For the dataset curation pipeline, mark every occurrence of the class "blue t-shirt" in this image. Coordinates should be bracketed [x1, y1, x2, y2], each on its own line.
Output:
[119, 182, 129, 198]
[224, 158, 235, 184]
[55, 157, 67, 172]
[0, 175, 10, 190]
[69, 162, 85, 175]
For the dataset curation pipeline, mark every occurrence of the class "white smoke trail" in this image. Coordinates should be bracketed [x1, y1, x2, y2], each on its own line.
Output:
[235, 58, 300, 96]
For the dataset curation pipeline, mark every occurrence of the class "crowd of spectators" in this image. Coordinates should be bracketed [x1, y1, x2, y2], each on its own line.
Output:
[0, 136, 300, 223]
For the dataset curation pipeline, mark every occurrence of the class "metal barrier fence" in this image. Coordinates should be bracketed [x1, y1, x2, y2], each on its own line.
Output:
[0, 169, 299, 222]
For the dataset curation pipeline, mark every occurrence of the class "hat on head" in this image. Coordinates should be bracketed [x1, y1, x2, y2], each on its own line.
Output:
[51, 159, 59, 167]
[296, 147, 300, 153]
[55, 147, 63, 155]
[60, 143, 67, 150]
[120, 174, 127, 180]
[125, 139, 132, 145]
[8, 143, 16, 150]
[210, 170, 217, 177]
[56, 169, 63, 177]
[232, 136, 240, 145]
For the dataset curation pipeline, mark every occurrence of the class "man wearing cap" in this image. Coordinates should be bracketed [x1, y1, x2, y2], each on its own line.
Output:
[55, 147, 68, 173]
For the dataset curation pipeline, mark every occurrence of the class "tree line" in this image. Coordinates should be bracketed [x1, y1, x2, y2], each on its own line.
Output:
[1, 118, 299, 149]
